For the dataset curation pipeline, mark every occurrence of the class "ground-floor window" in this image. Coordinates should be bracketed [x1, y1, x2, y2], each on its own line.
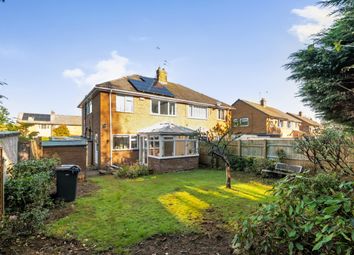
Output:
[113, 134, 138, 150]
[147, 135, 198, 158]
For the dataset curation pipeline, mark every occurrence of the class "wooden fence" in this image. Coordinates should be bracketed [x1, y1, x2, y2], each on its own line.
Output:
[200, 138, 317, 168]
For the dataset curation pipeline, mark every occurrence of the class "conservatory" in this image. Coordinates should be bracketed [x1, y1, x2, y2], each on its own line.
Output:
[138, 123, 199, 172]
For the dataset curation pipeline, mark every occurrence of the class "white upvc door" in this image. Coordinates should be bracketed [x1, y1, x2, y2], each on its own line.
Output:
[139, 135, 148, 165]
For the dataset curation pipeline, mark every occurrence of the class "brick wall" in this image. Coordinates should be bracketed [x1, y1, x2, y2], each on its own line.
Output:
[93, 91, 230, 168]
[148, 156, 199, 173]
[43, 146, 87, 174]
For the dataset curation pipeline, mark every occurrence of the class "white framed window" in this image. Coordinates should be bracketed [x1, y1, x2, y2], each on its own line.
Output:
[278, 120, 283, 128]
[151, 99, 176, 116]
[188, 105, 208, 119]
[239, 118, 249, 127]
[116, 95, 134, 113]
[233, 118, 239, 127]
[113, 134, 138, 150]
[287, 121, 292, 128]
[86, 100, 92, 115]
[217, 109, 226, 120]
[148, 135, 198, 158]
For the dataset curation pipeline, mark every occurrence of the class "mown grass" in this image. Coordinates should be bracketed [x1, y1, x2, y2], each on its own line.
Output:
[47, 169, 273, 253]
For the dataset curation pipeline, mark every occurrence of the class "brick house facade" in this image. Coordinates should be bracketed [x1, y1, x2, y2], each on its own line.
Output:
[79, 68, 232, 170]
[231, 99, 301, 138]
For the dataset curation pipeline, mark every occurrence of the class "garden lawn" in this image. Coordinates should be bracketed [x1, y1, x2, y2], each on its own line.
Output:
[48, 169, 273, 253]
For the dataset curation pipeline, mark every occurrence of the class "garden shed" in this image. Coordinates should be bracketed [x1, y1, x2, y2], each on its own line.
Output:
[138, 123, 199, 173]
[41, 137, 87, 177]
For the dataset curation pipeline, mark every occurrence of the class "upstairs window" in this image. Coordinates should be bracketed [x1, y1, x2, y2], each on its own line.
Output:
[116, 95, 133, 113]
[86, 100, 92, 115]
[188, 105, 208, 119]
[278, 120, 283, 128]
[287, 121, 292, 128]
[217, 109, 226, 120]
[239, 118, 249, 127]
[151, 99, 175, 115]
[233, 118, 239, 127]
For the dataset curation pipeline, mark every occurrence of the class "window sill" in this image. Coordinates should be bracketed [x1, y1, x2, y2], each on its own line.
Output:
[187, 117, 208, 120]
[148, 154, 199, 160]
[112, 148, 139, 151]
[150, 113, 177, 117]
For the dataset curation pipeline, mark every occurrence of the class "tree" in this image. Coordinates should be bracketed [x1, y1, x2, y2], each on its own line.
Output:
[52, 125, 70, 137]
[295, 127, 353, 175]
[199, 125, 238, 188]
[285, 0, 354, 126]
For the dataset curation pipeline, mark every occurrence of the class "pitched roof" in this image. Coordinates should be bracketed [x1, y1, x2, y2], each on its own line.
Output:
[287, 113, 321, 126]
[18, 112, 81, 126]
[235, 99, 301, 122]
[93, 75, 231, 108]
[52, 115, 81, 125]
[138, 122, 196, 135]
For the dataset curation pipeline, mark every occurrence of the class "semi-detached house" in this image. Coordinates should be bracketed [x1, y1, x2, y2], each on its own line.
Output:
[79, 68, 232, 171]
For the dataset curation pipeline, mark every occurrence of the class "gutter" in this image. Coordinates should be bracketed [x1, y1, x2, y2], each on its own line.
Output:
[78, 86, 234, 110]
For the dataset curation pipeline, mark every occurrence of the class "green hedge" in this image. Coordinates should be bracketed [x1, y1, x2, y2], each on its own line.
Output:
[115, 163, 150, 179]
[1, 158, 60, 241]
[229, 155, 275, 174]
[232, 174, 353, 255]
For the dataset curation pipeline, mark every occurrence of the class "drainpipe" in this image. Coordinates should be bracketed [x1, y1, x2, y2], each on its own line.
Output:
[109, 90, 113, 166]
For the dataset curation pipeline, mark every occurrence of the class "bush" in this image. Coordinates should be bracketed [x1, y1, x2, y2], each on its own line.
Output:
[5, 171, 53, 212]
[1, 159, 58, 242]
[229, 156, 275, 174]
[232, 174, 353, 255]
[115, 163, 150, 179]
[9, 158, 60, 178]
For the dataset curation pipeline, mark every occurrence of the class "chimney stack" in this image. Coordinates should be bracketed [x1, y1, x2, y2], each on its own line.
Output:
[260, 98, 266, 107]
[156, 67, 167, 85]
[299, 111, 302, 116]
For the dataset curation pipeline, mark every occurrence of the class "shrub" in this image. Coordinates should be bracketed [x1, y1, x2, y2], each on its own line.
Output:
[229, 156, 275, 174]
[232, 174, 353, 255]
[9, 158, 60, 178]
[0, 159, 58, 242]
[5, 171, 53, 212]
[115, 163, 150, 179]
[246, 158, 276, 175]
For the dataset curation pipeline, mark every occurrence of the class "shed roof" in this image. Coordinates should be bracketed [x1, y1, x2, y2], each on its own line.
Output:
[138, 123, 196, 135]
[42, 138, 87, 147]
[0, 131, 20, 138]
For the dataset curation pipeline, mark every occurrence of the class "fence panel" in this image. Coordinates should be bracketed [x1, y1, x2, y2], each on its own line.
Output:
[266, 139, 307, 160]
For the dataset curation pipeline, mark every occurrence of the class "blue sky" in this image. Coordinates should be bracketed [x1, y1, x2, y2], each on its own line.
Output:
[0, 0, 335, 120]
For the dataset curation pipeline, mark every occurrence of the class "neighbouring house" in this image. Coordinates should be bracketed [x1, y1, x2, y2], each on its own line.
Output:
[0, 131, 20, 174]
[17, 111, 82, 137]
[79, 67, 232, 171]
[287, 111, 321, 135]
[231, 98, 301, 138]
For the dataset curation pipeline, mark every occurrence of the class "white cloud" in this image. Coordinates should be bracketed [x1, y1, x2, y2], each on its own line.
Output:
[289, 5, 336, 43]
[63, 51, 132, 87]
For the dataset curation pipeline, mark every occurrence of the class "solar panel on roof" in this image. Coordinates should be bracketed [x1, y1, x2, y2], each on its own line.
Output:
[22, 113, 51, 121]
[128, 76, 174, 97]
